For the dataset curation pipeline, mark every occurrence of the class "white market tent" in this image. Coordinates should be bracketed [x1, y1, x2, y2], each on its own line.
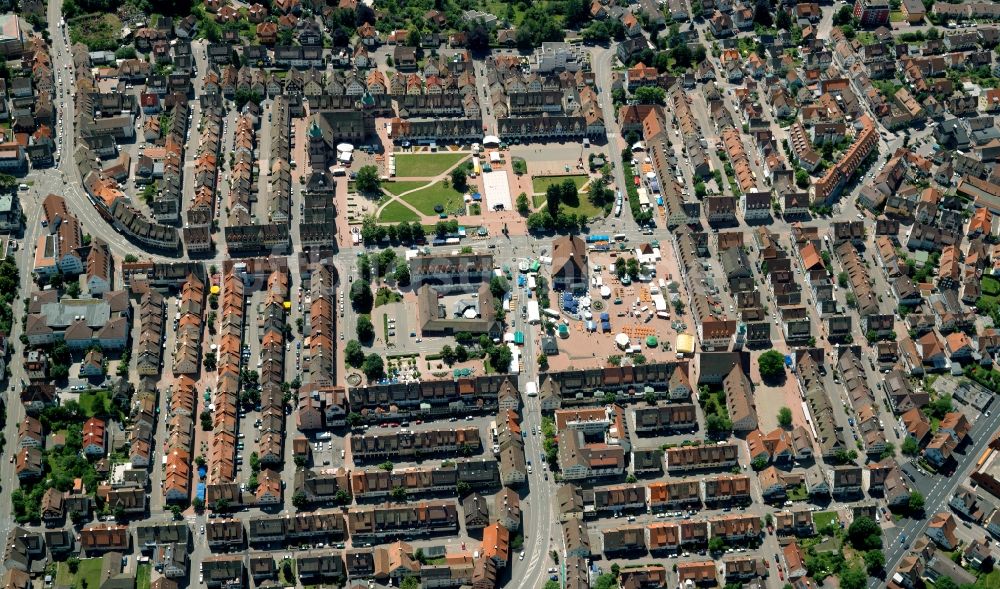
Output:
[615, 333, 630, 349]
[483, 170, 513, 210]
[483, 135, 501, 146]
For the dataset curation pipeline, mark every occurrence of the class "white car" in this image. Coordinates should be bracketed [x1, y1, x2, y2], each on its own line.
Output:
[519, 551, 525, 560]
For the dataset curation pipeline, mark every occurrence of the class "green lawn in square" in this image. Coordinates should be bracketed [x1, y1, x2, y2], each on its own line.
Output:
[56, 558, 104, 589]
[401, 181, 467, 216]
[393, 153, 468, 177]
[561, 198, 604, 219]
[382, 181, 430, 196]
[378, 200, 420, 223]
[532, 174, 589, 194]
[813, 511, 838, 530]
[890, 10, 906, 22]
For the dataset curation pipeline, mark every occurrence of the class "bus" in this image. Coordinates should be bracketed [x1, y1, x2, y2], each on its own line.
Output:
[613, 233, 627, 242]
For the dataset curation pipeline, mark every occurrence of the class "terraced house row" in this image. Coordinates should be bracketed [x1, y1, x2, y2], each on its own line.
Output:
[537, 361, 693, 411]
[209, 269, 246, 486]
[293, 458, 500, 506]
[183, 106, 223, 254]
[347, 373, 520, 420]
[297, 261, 343, 430]
[349, 427, 481, 462]
[229, 110, 257, 225]
[257, 269, 289, 473]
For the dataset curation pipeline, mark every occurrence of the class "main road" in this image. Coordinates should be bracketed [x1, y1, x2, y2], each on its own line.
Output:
[871, 410, 1000, 588]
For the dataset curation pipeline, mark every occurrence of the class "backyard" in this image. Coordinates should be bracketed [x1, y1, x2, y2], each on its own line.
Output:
[378, 201, 420, 223]
[531, 174, 589, 195]
[401, 181, 467, 216]
[813, 511, 838, 530]
[69, 14, 123, 52]
[78, 389, 124, 420]
[393, 153, 468, 178]
[136, 564, 151, 589]
[56, 558, 104, 589]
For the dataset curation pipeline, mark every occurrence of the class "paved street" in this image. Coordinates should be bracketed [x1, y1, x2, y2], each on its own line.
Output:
[875, 412, 1000, 588]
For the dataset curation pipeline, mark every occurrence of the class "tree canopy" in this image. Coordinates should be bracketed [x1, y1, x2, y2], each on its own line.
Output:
[758, 350, 786, 379]
[847, 517, 882, 551]
[355, 165, 381, 193]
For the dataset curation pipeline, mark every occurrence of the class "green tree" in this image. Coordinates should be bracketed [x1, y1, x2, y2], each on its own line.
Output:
[838, 272, 849, 288]
[925, 395, 953, 419]
[379, 461, 394, 471]
[391, 486, 407, 501]
[394, 264, 411, 286]
[706, 414, 732, 435]
[901, 436, 919, 456]
[356, 315, 375, 342]
[839, 566, 867, 589]
[362, 354, 384, 380]
[560, 178, 579, 207]
[864, 550, 885, 574]
[778, 407, 793, 427]
[451, 167, 468, 192]
[400, 578, 419, 589]
[909, 491, 925, 513]
[456, 480, 472, 496]
[625, 473, 637, 483]
[490, 275, 509, 298]
[626, 258, 640, 280]
[880, 442, 896, 460]
[633, 86, 666, 105]
[455, 345, 469, 363]
[441, 345, 456, 365]
[292, 491, 307, 508]
[847, 516, 882, 550]
[776, 7, 792, 29]
[795, 169, 810, 188]
[708, 537, 725, 553]
[834, 4, 854, 24]
[350, 281, 374, 312]
[517, 192, 531, 215]
[345, 340, 365, 368]
[347, 413, 364, 428]
[545, 183, 561, 216]
[490, 345, 513, 372]
[355, 165, 381, 193]
[758, 349, 786, 379]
